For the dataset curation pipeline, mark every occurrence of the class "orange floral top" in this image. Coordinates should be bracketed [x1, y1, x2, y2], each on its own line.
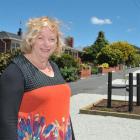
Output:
[18, 84, 72, 140]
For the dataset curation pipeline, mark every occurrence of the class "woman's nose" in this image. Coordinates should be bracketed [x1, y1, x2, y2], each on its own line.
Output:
[44, 40, 51, 47]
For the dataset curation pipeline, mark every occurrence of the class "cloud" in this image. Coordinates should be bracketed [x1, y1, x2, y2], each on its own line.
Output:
[91, 16, 112, 25]
[127, 28, 136, 32]
[62, 21, 73, 31]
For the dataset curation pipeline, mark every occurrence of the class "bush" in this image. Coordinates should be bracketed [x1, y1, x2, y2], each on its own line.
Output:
[0, 53, 12, 74]
[51, 54, 80, 82]
[0, 49, 22, 75]
[91, 67, 99, 74]
[60, 66, 79, 82]
[51, 54, 80, 68]
[100, 63, 109, 68]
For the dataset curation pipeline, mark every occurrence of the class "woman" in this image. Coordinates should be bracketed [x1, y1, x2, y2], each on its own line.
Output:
[0, 16, 75, 140]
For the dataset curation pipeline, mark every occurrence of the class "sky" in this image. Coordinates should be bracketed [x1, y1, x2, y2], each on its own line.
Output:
[0, 0, 140, 50]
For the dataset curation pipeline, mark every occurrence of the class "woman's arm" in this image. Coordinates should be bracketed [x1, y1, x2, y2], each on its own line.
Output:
[0, 63, 24, 140]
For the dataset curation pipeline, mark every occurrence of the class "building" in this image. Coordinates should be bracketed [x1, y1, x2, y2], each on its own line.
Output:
[64, 36, 83, 60]
[63, 45, 81, 59]
[0, 28, 22, 52]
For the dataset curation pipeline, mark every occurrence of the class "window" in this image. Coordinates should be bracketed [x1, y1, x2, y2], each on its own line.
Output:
[16, 43, 20, 48]
[11, 42, 16, 48]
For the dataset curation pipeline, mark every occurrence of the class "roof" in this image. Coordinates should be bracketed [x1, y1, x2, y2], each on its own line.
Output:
[64, 45, 84, 53]
[0, 31, 22, 41]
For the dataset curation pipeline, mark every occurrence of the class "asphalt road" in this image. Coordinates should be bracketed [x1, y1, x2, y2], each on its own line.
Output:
[69, 67, 140, 96]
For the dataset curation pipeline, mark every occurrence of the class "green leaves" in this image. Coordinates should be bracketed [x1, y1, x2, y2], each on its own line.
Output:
[60, 66, 79, 82]
[97, 45, 123, 66]
[97, 41, 139, 67]
[0, 49, 21, 75]
[81, 31, 109, 64]
[51, 54, 80, 82]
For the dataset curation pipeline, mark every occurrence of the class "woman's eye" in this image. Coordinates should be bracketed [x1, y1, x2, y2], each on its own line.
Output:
[38, 36, 42, 39]
[50, 38, 55, 42]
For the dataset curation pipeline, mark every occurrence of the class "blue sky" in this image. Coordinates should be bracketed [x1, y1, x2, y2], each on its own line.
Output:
[0, 0, 140, 50]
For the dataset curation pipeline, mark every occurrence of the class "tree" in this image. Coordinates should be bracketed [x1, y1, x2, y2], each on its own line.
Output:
[110, 42, 137, 66]
[133, 53, 140, 67]
[81, 31, 109, 64]
[80, 46, 96, 63]
[93, 31, 109, 52]
[97, 45, 123, 66]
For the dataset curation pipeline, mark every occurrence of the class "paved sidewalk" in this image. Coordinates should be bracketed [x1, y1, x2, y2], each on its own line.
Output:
[70, 93, 140, 140]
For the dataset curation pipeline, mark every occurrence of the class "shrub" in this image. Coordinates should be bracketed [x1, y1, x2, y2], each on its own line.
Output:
[51, 54, 80, 68]
[91, 67, 99, 74]
[51, 54, 80, 82]
[0, 49, 22, 75]
[0, 53, 11, 74]
[100, 63, 109, 68]
[60, 66, 79, 82]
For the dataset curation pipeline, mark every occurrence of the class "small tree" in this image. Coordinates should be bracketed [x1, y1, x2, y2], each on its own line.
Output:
[94, 31, 109, 52]
[97, 45, 123, 66]
[110, 42, 137, 66]
[81, 46, 95, 63]
[81, 31, 109, 64]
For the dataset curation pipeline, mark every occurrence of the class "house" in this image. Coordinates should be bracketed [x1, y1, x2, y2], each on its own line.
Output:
[0, 28, 22, 52]
[63, 36, 83, 60]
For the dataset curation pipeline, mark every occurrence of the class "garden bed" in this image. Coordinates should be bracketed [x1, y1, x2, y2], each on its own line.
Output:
[80, 99, 140, 120]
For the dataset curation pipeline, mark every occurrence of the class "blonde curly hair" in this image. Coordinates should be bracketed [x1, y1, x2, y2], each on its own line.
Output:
[21, 16, 64, 56]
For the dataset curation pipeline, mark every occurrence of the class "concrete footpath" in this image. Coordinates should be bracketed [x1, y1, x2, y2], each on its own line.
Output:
[70, 93, 140, 140]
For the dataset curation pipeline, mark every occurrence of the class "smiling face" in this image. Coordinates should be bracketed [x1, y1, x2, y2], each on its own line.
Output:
[31, 26, 57, 59]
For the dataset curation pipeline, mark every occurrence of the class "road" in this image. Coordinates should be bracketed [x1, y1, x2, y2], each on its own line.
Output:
[69, 67, 140, 140]
[69, 67, 140, 96]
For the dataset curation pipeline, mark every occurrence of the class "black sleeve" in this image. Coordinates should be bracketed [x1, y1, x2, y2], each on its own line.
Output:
[0, 63, 24, 140]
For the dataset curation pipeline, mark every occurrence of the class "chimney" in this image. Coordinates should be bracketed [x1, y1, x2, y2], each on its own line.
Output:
[65, 37, 74, 48]
[17, 28, 22, 36]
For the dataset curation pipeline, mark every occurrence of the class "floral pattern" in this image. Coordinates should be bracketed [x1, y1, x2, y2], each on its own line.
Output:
[17, 113, 72, 140]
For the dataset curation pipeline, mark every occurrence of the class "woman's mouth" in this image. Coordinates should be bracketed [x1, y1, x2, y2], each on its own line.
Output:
[40, 48, 51, 52]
